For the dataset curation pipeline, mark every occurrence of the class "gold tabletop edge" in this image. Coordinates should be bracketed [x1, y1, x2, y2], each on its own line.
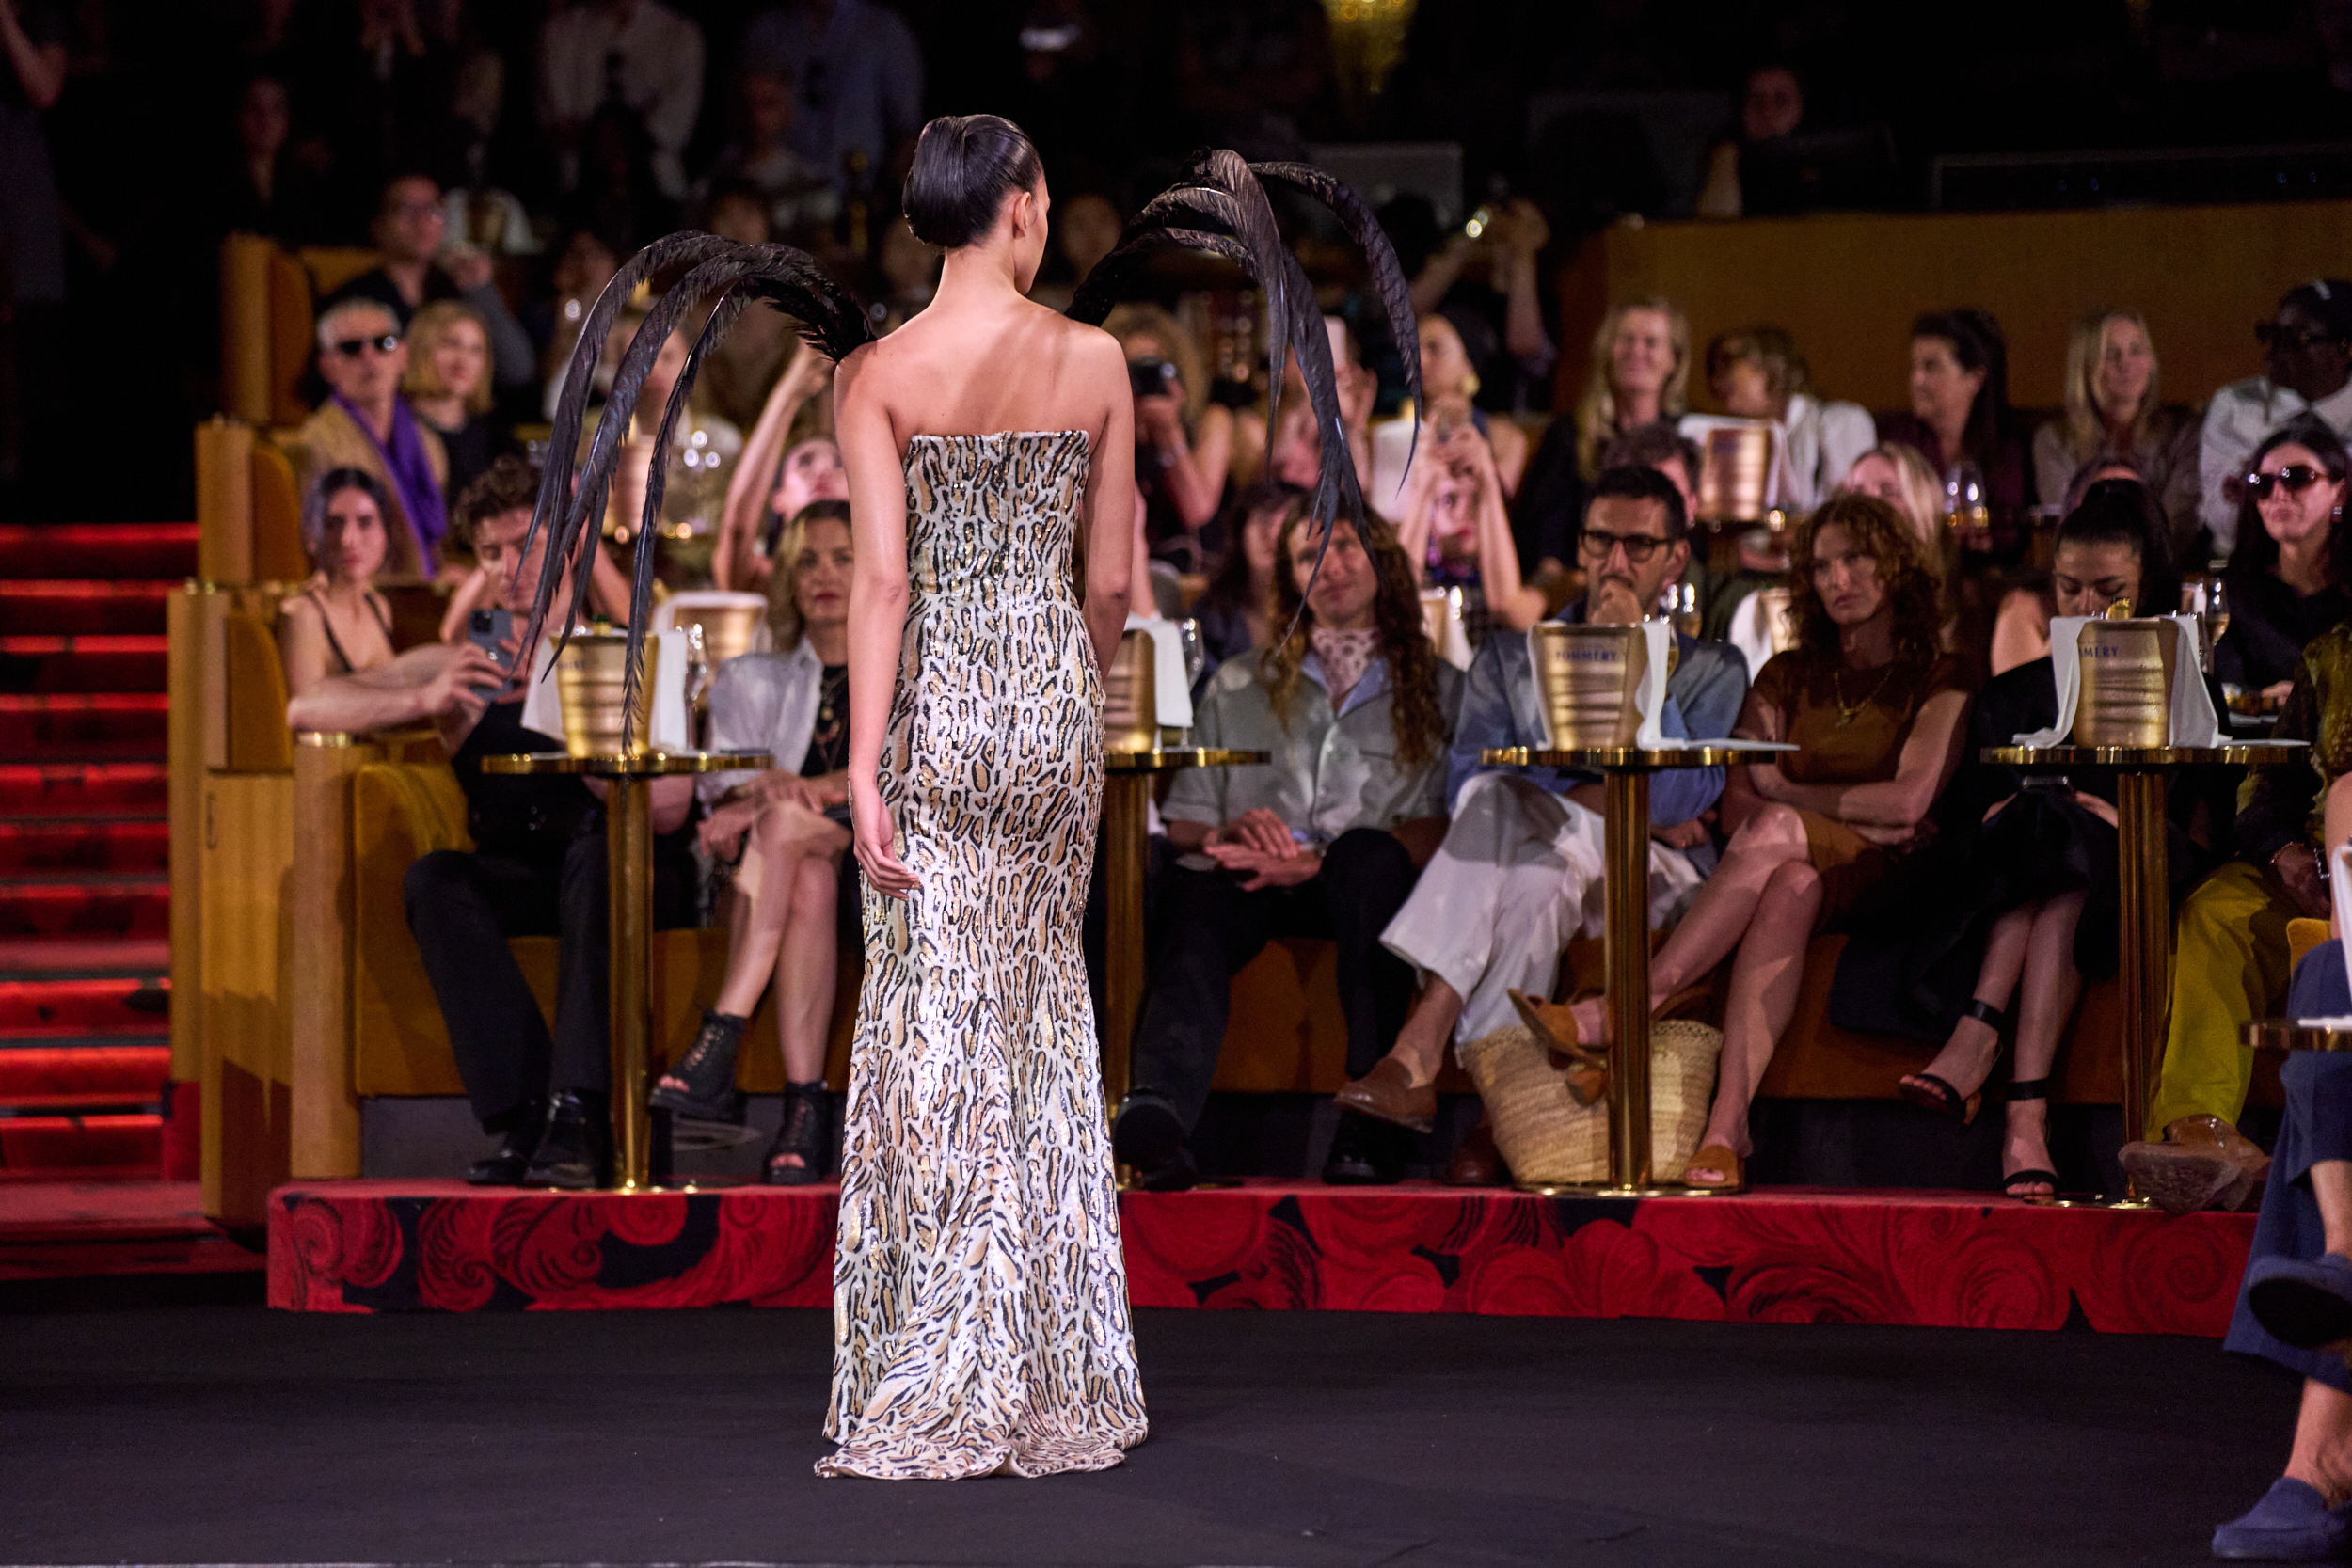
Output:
[481, 750, 774, 776]
[1480, 746, 1776, 768]
[1981, 744, 2308, 766]
[1104, 748, 1271, 771]
[2245, 1021, 2352, 1052]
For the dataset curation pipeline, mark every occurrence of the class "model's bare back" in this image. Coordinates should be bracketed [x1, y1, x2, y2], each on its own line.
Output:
[850, 294, 1125, 451]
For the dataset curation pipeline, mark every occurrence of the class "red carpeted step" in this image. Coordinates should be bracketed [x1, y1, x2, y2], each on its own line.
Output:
[0, 1046, 167, 1109]
[0, 938, 171, 972]
[0, 820, 168, 874]
[0, 695, 167, 756]
[0, 636, 168, 693]
[0, 1114, 159, 1175]
[0, 764, 167, 816]
[0, 976, 168, 1037]
[0, 582, 175, 637]
[0, 524, 197, 580]
[0, 878, 169, 940]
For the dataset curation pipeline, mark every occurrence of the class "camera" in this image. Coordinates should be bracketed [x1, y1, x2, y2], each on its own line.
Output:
[1128, 356, 1179, 402]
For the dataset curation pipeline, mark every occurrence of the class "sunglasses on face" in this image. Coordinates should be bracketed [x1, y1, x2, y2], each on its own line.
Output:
[329, 334, 401, 358]
[1577, 528, 1669, 563]
[2243, 463, 2336, 500]
[2256, 323, 2343, 352]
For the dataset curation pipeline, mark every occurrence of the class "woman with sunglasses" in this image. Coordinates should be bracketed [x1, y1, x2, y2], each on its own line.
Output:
[2197, 280, 2352, 552]
[2215, 414, 2352, 710]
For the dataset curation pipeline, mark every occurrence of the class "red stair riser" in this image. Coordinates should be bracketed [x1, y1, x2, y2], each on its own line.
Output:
[0, 977, 168, 1036]
[0, 524, 197, 579]
[0, 1045, 168, 1105]
[0, 637, 169, 693]
[0, 882, 169, 939]
[0, 764, 167, 815]
[0, 822, 168, 874]
[0, 696, 168, 755]
[0, 583, 174, 637]
[0, 1114, 160, 1172]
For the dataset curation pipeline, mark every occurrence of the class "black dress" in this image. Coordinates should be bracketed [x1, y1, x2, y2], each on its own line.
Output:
[2213, 568, 2352, 697]
[1829, 657, 2204, 1043]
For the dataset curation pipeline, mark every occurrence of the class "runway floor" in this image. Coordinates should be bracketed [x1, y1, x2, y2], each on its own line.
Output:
[0, 1296, 2300, 1568]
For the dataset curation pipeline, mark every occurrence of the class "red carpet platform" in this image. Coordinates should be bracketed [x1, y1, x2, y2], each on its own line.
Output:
[268, 1179, 2255, 1333]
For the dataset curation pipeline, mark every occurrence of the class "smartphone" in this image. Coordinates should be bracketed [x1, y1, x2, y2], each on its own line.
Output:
[1129, 356, 1178, 401]
[467, 607, 514, 696]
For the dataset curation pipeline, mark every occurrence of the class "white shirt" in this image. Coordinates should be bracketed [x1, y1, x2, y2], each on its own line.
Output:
[538, 0, 707, 200]
[1782, 393, 1878, 511]
[2197, 374, 2352, 554]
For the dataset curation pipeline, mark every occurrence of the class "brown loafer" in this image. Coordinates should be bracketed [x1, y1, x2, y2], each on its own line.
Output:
[1443, 1120, 1509, 1187]
[2120, 1115, 2272, 1216]
[1335, 1057, 1437, 1133]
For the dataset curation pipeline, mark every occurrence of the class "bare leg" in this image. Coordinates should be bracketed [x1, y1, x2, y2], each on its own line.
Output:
[2287, 1382, 2352, 1507]
[1569, 802, 1811, 1046]
[1384, 979, 1462, 1089]
[1901, 903, 2031, 1102]
[659, 800, 822, 1096]
[1688, 857, 1823, 1180]
[2000, 892, 2084, 1196]
[769, 837, 850, 1169]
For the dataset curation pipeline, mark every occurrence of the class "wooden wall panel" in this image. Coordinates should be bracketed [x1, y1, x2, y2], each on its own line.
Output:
[199, 773, 295, 1227]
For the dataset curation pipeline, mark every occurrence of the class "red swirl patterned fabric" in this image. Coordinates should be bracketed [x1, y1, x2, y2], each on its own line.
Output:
[818, 430, 1149, 1480]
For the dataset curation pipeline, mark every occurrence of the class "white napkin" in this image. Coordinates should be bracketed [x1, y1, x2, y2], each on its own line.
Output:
[1528, 620, 1672, 749]
[1123, 613, 1194, 728]
[1421, 588, 1474, 671]
[649, 628, 690, 751]
[521, 638, 564, 738]
[2014, 614, 2222, 748]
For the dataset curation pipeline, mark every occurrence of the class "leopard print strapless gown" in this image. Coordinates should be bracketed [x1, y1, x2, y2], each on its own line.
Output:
[818, 430, 1148, 1480]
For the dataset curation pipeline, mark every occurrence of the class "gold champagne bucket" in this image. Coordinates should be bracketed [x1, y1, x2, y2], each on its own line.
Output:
[1531, 624, 1653, 746]
[2073, 610, 2178, 748]
[1696, 424, 1776, 523]
[1104, 629, 1159, 753]
[556, 633, 660, 757]
[660, 592, 767, 667]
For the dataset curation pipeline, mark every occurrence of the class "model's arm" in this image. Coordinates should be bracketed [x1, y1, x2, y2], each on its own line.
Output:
[837, 346, 917, 897]
[1079, 334, 1137, 674]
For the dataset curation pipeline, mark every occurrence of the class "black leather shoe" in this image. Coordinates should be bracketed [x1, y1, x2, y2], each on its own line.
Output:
[524, 1091, 610, 1190]
[1113, 1096, 1198, 1190]
[466, 1098, 548, 1186]
[1322, 1111, 1403, 1186]
[650, 1010, 748, 1126]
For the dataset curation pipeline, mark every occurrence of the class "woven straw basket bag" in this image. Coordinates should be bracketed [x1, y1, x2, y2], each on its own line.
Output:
[1458, 1020, 1724, 1185]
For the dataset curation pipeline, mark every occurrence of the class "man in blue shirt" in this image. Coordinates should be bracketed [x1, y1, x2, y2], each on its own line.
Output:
[1337, 466, 1750, 1149]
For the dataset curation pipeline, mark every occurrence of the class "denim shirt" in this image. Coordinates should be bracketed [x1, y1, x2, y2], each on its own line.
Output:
[1446, 601, 1750, 824]
[1164, 651, 1465, 846]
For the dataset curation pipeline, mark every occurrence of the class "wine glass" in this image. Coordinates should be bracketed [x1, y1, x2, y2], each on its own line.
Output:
[1177, 617, 1206, 688]
[1943, 461, 1990, 545]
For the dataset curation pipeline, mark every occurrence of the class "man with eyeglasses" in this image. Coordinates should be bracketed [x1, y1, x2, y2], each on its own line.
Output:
[287, 297, 448, 579]
[1336, 466, 1749, 1180]
[2199, 279, 2352, 553]
[321, 174, 535, 391]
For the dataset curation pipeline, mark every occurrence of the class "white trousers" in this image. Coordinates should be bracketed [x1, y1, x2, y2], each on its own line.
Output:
[1380, 772, 1706, 1045]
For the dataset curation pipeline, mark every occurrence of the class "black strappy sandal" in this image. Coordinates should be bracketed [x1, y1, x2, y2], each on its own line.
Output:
[1898, 999, 2009, 1126]
[650, 1010, 748, 1125]
[763, 1079, 833, 1186]
[2001, 1077, 2060, 1201]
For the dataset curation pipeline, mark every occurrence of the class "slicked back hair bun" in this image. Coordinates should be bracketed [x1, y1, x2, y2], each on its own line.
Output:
[902, 114, 1043, 249]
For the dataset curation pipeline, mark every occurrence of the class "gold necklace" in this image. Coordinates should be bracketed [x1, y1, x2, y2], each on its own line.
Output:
[1831, 661, 1896, 728]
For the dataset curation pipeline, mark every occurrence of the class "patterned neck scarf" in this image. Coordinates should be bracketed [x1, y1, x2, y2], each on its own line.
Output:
[335, 391, 448, 560]
[1311, 626, 1381, 707]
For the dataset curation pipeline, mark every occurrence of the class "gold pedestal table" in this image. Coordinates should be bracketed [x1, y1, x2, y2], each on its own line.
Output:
[1480, 744, 1780, 1195]
[2246, 1022, 2352, 1054]
[1982, 743, 2302, 1202]
[1101, 748, 1269, 1116]
[482, 749, 771, 1192]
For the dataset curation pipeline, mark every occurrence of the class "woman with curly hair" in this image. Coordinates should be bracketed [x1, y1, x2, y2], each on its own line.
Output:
[1542, 493, 1973, 1191]
[1112, 509, 1464, 1190]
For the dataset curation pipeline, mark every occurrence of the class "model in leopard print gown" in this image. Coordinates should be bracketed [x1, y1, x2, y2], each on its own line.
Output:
[817, 428, 1147, 1480]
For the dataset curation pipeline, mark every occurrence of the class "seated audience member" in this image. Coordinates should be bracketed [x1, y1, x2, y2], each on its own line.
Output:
[1255, 320, 1376, 502]
[1832, 483, 2183, 1198]
[1878, 309, 2034, 543]
[530, 227, 623, 409]
[402, 301, 503, 502]
[2200, 279, 2352, 555]
[2216, 939, 2352, 1560]
[1342, 467, 1749, 1179]
[1604, 420, 1703, 518]
[1106, 303, 1233, 569]
[2032, 308, 2201, 560]
[1527, 494, 1971, 1192]
[1694, 63, 1805, 219]
[716, 339, 841, 591]
[287, 458, 700, 1189]
[1405, 194, 1556, 421]
[2215, 414, 2352, 706]
[324, 173, 535, 391]
[1576, 299, 1690, 483]
[1691, 326, 1876, 511]
[2131, 659, 2352, 1214]
[586, 308, 744, 586]
[1112, 513, 1465, 1189]
[651, 500, 856, 1183]
[1841, 442, 1946, 551]
[279, 469, 398, 698]
[1418, 310, 1529, 495]
[699, 68, 832, 236]
[290, 297, 449, 578]
[1395, 415, 1543, 639]
[1191, 482, 1306, 675]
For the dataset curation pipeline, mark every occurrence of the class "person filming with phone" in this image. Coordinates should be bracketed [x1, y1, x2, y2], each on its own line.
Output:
[284, 456, 701, 1190]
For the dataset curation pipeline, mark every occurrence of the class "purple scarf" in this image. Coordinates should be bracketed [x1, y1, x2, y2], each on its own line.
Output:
[336, 392, 447, 560]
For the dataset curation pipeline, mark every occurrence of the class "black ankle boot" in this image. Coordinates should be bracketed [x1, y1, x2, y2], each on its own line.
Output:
[466, 1098, 548, 1186]
[649, 1011, 748, 1125]
[762, 1080, 833, 1185]
[1322, 1111, 1403, 1186]
[524, 1090, 611, 1190]
[1112, 1097, 1198, 1192]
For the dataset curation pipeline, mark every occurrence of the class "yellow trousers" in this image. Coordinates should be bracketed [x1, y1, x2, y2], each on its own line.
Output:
[2150, 859, 2295, 1132]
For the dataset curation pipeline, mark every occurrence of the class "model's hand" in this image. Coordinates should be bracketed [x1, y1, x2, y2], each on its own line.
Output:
[1207, 842, 1322, 891]
[851, 777, 916, 898]
[1209, 808, 1297, 859]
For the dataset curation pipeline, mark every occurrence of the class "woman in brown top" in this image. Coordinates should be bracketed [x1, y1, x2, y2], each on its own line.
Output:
[1554, 493, 1972, 1191]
